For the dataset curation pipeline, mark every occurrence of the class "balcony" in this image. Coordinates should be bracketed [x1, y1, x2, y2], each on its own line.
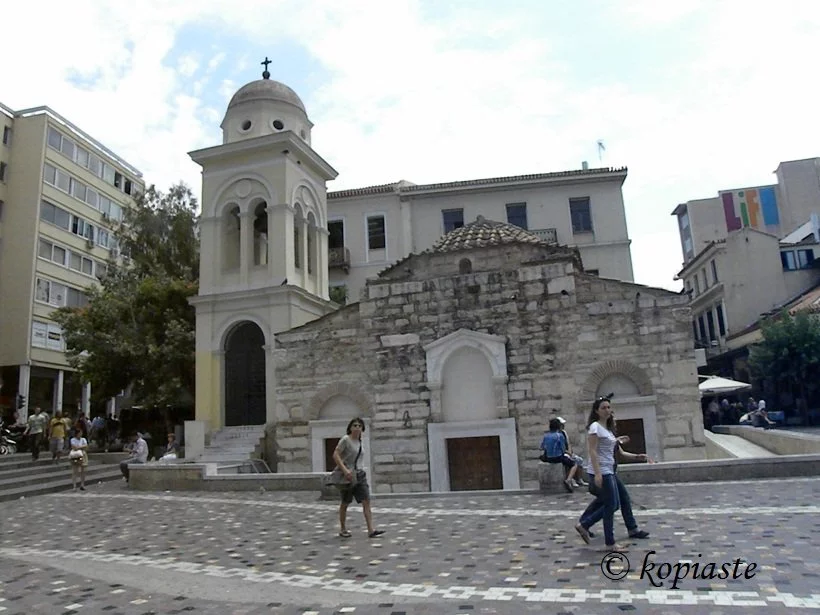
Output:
[532, 227, 558, 245]
[329, 246, 351, 272]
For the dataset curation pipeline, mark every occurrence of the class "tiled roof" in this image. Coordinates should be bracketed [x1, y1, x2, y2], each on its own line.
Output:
[430, 216, 544, 253]
[328, 167, 627, 199]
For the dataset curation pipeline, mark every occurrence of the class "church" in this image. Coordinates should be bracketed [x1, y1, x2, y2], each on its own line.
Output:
[188, 68, 705, 492]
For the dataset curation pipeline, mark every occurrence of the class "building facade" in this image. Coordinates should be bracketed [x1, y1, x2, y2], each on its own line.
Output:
[672, 158, 820, 372]
[191, 70, 704, 491]
[0, 102, 144, 422]
[327, 169, 635, 304]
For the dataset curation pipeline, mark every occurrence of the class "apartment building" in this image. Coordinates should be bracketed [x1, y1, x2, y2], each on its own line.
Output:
[0, 102, 144, 422]
[672, 158, 820, 370]
[326, 167, 634, 303]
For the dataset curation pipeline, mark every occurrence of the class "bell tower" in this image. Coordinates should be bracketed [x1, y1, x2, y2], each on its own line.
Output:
[188, 60, 338, 431]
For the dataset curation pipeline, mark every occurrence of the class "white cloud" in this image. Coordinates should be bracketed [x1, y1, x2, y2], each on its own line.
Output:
[1, 0, 819, 291]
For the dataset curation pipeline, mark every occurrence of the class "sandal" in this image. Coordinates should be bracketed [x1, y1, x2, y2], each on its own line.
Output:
[574, 524, 590, 545]
[603, 543, 629, 553]
[368, 530, 385, 538]
[338, 530, 352, 538]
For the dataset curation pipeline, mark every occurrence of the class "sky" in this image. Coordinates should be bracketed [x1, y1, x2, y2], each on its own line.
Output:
[2, 0, 819, 291]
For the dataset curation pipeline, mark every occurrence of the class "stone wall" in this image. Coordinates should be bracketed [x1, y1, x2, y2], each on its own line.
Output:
[274, 242, 703, 493]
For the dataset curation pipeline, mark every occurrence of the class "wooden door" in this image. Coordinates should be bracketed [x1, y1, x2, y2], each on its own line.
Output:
[446, 436, 503, 491]
[616, 418, 646, 463]
[324, 437, 341, 471]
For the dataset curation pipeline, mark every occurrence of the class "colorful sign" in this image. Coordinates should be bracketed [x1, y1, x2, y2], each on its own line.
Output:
[721, 186, 779, 232]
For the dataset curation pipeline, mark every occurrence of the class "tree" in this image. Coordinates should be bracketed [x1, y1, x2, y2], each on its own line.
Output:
[54, 183, 199, 408]
[748, 310, 820, 424]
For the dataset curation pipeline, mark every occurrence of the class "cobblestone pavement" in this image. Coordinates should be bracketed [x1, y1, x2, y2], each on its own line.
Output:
[1, 477, 819, 614]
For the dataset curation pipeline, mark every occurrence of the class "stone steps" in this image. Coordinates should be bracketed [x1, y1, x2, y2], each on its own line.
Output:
[0, 456, 122, 502]
[198, 425, 266, 466]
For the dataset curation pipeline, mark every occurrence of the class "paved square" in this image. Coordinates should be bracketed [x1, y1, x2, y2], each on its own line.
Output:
[1, 477, 819, 614]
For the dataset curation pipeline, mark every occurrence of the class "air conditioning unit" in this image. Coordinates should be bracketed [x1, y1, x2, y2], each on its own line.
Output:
[85, 238, 95, 249]
[101, 212, 110, 221]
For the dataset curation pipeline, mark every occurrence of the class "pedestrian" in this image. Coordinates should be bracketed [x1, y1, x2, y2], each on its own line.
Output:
[47, 410, 70, 464]
[539, 417, 581, 492]
[119, 432, 148, 483]
[68, 427, 89, 491]
[574, 396, 629, 552]
[557, 416, 587, 487]
[329, 418, 384, 539]
[24, 407, 48, 461]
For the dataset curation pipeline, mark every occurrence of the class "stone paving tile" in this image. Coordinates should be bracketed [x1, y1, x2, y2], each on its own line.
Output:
[0, 477, 818, 614]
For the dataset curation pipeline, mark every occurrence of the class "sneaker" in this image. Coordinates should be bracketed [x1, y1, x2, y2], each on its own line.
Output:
[79, 486, 86, 491]
[563, 478, 575, 493]
[368, 530, 385, 538]
[629, 529, 649, 539]
[574, 524, 590, 545]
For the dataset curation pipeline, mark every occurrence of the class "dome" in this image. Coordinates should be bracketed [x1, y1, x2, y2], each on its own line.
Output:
[227, 78, 306, 114]
[430, 215, 545, 253]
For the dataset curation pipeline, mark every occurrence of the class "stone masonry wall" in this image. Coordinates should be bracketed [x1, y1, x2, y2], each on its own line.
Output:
[274, 242, 702, 492]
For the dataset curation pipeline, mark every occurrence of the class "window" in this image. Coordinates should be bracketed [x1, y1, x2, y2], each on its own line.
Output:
[698, 314, 707, 341]
[32, 321, 66, 351]
[52, 245, 67, 265]
[60, 137, 75, 159]
[35, 278, 67, 307]
[367, 215, 386, 250]
[706, 310, 716, 341]
[781, 251, 797, 271]
[717, 303, 726, 337]
[2, 126, 10, 145]
[0, 161, 6, 182]
[798, 249, 815, 269]
[710, 259, 718, 283]
[97, 228, 109, 248]
[39, 238, 53, 260]
[694, 274, 700, 295]
[96, 261, 108, 280]
[701, 269, 708, 290]
[506, 203, 528, 229]
[442, 209, 464, 233]
[328, 220, 344, 249]
[47, 127, 62, 150]
[75, 146, 89, 168]
[569, 197, 593, 233]
[692, 321, 699, 342]
[66, 287, 88, 308]
[102, 163, 115, 185]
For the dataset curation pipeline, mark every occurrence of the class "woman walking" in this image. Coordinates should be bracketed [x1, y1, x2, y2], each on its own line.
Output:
[574, 397, 629, 552]
[331, 418, 384, 539]
[68, 426, 89, 491]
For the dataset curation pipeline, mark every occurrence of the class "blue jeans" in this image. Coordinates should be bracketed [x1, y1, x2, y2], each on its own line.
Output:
[578, 473, 620, 545]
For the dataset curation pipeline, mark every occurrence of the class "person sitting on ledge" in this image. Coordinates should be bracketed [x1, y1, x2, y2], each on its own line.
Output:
[540, 417, 581, 493]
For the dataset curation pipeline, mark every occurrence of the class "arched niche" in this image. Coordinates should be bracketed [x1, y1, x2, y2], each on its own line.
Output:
[441, 347, 495, 422]
[307, 386, 373, 479]
[222, 204, 240, 271]
[423, 329, 508, 422]
[306, 211, 317, 275]
[252, 200, 268, 266]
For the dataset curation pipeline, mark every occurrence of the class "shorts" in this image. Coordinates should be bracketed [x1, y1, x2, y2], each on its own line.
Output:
[50, 438, 65, 454]
[545, 455, 575, 468]
[340, 470, 370, 504]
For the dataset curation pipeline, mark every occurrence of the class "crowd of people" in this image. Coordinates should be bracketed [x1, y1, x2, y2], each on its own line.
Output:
[704, 397, 777, 431]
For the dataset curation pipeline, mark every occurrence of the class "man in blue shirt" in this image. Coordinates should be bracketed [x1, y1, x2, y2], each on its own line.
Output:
[540, 418, 581, 492]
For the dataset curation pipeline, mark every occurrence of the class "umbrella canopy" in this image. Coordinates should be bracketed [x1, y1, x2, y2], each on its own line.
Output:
[698, 376, 752, 397]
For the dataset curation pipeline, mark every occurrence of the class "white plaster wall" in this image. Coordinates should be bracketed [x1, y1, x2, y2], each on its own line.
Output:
[441, 347, 495, 422]
[319, 395, 362, 419]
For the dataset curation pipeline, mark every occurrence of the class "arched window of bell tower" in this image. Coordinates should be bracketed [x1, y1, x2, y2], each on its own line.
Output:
[252, 200, 268, 266]
[293, 205, 305, 270]
[307, 211, 316, 275]
[223, 205, 240, 271]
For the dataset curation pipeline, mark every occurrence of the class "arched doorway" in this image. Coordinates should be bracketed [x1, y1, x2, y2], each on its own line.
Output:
[224, 321, 266, 426]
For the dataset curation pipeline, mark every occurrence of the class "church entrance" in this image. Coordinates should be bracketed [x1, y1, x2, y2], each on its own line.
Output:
[446, 436, 503, 491]
[224, 322, 266, 426]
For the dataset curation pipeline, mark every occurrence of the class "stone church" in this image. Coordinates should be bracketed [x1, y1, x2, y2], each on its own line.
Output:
[188, 69, 705, 492]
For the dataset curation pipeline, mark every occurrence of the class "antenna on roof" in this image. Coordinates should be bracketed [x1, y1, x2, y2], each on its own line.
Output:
[597, 140, 606, 164]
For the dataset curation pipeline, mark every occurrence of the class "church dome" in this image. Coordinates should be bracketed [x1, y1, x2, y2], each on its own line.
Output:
[430, 215, 545, 253]
[227, 78, 306, 113]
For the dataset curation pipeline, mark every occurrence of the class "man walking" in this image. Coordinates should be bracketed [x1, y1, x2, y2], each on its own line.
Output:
[24, 407, 48, 461]
[48, 410, 70, 463]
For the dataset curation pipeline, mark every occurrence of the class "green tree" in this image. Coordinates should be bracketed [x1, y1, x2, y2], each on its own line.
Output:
[749, 310, 820, 424]
[53, 183, 199, 408]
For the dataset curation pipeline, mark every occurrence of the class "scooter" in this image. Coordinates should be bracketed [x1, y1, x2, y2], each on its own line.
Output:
[0, 420, 17, 455]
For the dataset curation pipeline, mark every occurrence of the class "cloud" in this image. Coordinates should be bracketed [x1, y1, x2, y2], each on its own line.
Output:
[2, 0, 819, 292]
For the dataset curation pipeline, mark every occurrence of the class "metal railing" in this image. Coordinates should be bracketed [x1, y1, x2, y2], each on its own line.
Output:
[329, 246, 351, 271]
[532, 227, 558, 244]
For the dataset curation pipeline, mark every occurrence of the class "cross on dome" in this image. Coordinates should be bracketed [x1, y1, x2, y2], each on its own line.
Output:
[261, 56, 272, 79]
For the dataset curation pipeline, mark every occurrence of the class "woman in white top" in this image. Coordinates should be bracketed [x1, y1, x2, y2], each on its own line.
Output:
[574, 397, 628, 552]
[69, 427, 89, 491]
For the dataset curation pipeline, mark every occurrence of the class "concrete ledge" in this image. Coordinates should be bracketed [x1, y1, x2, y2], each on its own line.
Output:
[713, 425, 820, 455]
[128, 463, 326, 492]
[617, 453, 820, 484]
[88, 453, 132, 465]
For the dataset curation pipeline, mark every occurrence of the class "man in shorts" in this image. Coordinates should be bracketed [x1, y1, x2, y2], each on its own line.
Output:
[47, 410, 70, 463]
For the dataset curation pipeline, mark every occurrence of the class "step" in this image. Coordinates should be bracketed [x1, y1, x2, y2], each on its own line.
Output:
[706, 431, 777, 457]
[0, 464, 119, 490]
[0, 467, 123, 502]
[0, 462, 104, 481]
